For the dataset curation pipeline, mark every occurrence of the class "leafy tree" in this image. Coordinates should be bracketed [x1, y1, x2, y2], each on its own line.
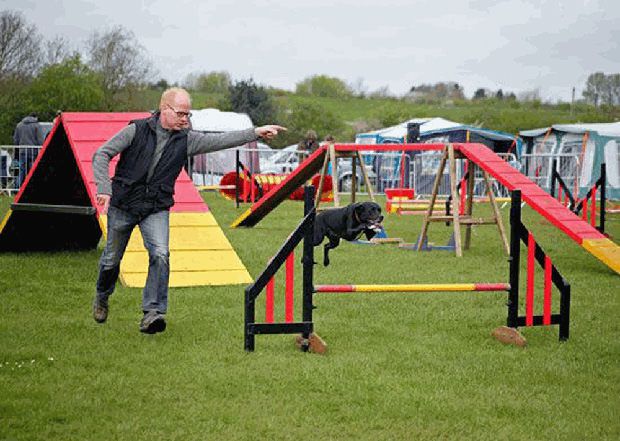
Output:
[150, 78, 169, 90]
[407, 82, 464, 102]
[583, 72, 607, 107]
[274, 100, 344, 148]
[0, 10, 42, 80]
[295, 75, 353, 98]
[473, 88, 487, 100]
[228, 78, 276, 125]
[26, 55, 105, 120]
[195, 71, 231, 95]
[582, 72, 620, 107]
[0, 77, 31, 143]
[610, 74, 620, 106]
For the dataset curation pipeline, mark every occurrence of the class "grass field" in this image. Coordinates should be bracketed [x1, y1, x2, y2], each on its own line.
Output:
[0, 192, 619, 441]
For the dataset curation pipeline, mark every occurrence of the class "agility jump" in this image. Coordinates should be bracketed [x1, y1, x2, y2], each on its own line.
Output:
[244, 187, 571, 352]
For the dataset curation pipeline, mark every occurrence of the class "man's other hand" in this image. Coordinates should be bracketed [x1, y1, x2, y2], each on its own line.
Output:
[96, 194, 111, 215]
[255, 125, 287, 140]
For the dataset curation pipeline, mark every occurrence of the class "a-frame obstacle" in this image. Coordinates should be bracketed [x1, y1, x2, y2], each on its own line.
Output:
[0, 112, 252, 287]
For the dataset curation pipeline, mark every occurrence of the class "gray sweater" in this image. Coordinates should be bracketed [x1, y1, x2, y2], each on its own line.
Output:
[93, 122, 257, 195]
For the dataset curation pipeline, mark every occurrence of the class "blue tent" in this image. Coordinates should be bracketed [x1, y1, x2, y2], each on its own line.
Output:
[356, 117, 521, 156]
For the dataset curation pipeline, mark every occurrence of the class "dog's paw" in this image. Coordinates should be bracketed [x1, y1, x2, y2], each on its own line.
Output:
[323, 257, 330, 266]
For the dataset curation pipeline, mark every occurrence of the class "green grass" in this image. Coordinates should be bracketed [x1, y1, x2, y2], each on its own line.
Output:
[0, 193, 619, 441]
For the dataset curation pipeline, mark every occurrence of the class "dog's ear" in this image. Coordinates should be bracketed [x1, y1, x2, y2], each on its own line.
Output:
[353, 203, 365, 217]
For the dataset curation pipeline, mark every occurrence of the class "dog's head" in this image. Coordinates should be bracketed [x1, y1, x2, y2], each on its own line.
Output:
[353, 202, 384, 228]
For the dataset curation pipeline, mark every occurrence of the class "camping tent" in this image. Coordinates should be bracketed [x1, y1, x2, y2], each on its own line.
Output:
[519, 122, 620, 200]
[355, 118, 521, 194]
[355, 117, 521, 155]
[189, 109, 270, 185]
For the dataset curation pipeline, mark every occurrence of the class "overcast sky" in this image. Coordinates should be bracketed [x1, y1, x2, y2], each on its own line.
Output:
[6, 0, 619, 101]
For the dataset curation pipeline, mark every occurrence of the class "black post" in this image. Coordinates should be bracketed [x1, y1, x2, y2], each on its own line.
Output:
[244, 286, 256, 351]
[559, 282, 571, 341]
[550, 159, 557, 198]
[235, 150, 240, 208]
[302, 186, 316, 348]
[507, 190, 522, 328]
[599, 163, 606, 233]
[406, 123, 420, 143]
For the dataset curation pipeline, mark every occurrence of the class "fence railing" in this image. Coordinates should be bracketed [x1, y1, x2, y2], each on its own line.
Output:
[190, 147, 518, 198]
[521, 152, 581, 194]
[0, 145, 42, 196]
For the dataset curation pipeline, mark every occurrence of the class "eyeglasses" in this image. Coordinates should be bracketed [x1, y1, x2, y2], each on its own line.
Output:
[167, 105, 192, 119]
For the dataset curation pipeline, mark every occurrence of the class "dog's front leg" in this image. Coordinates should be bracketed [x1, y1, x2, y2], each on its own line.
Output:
[364, 227, 377, 241]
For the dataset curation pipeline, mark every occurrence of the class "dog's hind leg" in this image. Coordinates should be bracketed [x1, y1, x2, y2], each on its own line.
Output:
[323, 237, 340, 266]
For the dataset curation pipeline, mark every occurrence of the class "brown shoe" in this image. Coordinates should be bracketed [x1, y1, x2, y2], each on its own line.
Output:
[92, 296, 108, 323]
[139, 311, 166, 334]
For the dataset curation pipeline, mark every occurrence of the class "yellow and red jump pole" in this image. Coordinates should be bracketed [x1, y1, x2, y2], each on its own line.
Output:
[315, 283, 509, 293]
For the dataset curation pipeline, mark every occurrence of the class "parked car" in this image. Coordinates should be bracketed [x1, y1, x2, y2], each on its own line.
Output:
[260, 146, 376, 192]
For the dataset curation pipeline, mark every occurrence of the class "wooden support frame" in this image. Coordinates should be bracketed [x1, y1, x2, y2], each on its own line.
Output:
[315, 142, 376, 209]
[416, 144, 509, 257]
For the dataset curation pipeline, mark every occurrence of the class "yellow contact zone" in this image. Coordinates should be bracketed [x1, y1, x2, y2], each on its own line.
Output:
[0, 209, 12, 233]
[230, 207, 253, 228]
[354, 283, 477, 292]
[582, 238, 620, 275]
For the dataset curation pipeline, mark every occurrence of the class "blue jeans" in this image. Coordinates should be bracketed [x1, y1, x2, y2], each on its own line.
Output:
[96, 206, 170, 314]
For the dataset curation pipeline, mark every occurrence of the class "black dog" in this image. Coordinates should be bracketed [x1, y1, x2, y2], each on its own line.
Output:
[312, 202, 383, 266]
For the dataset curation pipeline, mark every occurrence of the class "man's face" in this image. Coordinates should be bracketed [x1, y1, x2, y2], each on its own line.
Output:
[160, 93, 191, 131]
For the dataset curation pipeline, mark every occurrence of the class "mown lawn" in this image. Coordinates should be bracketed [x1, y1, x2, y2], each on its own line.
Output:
[0, 192, 618, 441]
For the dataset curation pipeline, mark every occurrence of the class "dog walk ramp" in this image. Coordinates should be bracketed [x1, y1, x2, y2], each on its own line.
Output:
[0, 112, 252, 287]
[457, 143, 619, 275]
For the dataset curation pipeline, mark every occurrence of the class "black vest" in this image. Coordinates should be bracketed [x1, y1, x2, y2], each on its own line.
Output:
[110, 114, 189, 216]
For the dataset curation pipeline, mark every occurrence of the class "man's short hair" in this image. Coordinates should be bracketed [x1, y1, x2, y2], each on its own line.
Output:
[160, 87, 191, 109]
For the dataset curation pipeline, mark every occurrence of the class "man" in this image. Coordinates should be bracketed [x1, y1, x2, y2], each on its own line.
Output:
[13, 112, 44, 189]
[297, 129, 319, 162]
[92, 87, 285, 334]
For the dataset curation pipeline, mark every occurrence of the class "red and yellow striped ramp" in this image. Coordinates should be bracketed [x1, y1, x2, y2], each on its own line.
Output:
[456, 143, 619, 275]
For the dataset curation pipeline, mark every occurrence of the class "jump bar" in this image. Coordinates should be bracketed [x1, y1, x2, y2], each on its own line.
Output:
[314, 283, 510, 293]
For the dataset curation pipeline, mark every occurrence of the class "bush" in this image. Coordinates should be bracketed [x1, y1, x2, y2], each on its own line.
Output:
[295, 75, 353, 99]
[273, 100, 344, 148]
[26, 55, 105, 120]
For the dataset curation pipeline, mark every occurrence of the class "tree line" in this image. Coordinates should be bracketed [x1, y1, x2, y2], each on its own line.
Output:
[1, 9, 618, 146]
